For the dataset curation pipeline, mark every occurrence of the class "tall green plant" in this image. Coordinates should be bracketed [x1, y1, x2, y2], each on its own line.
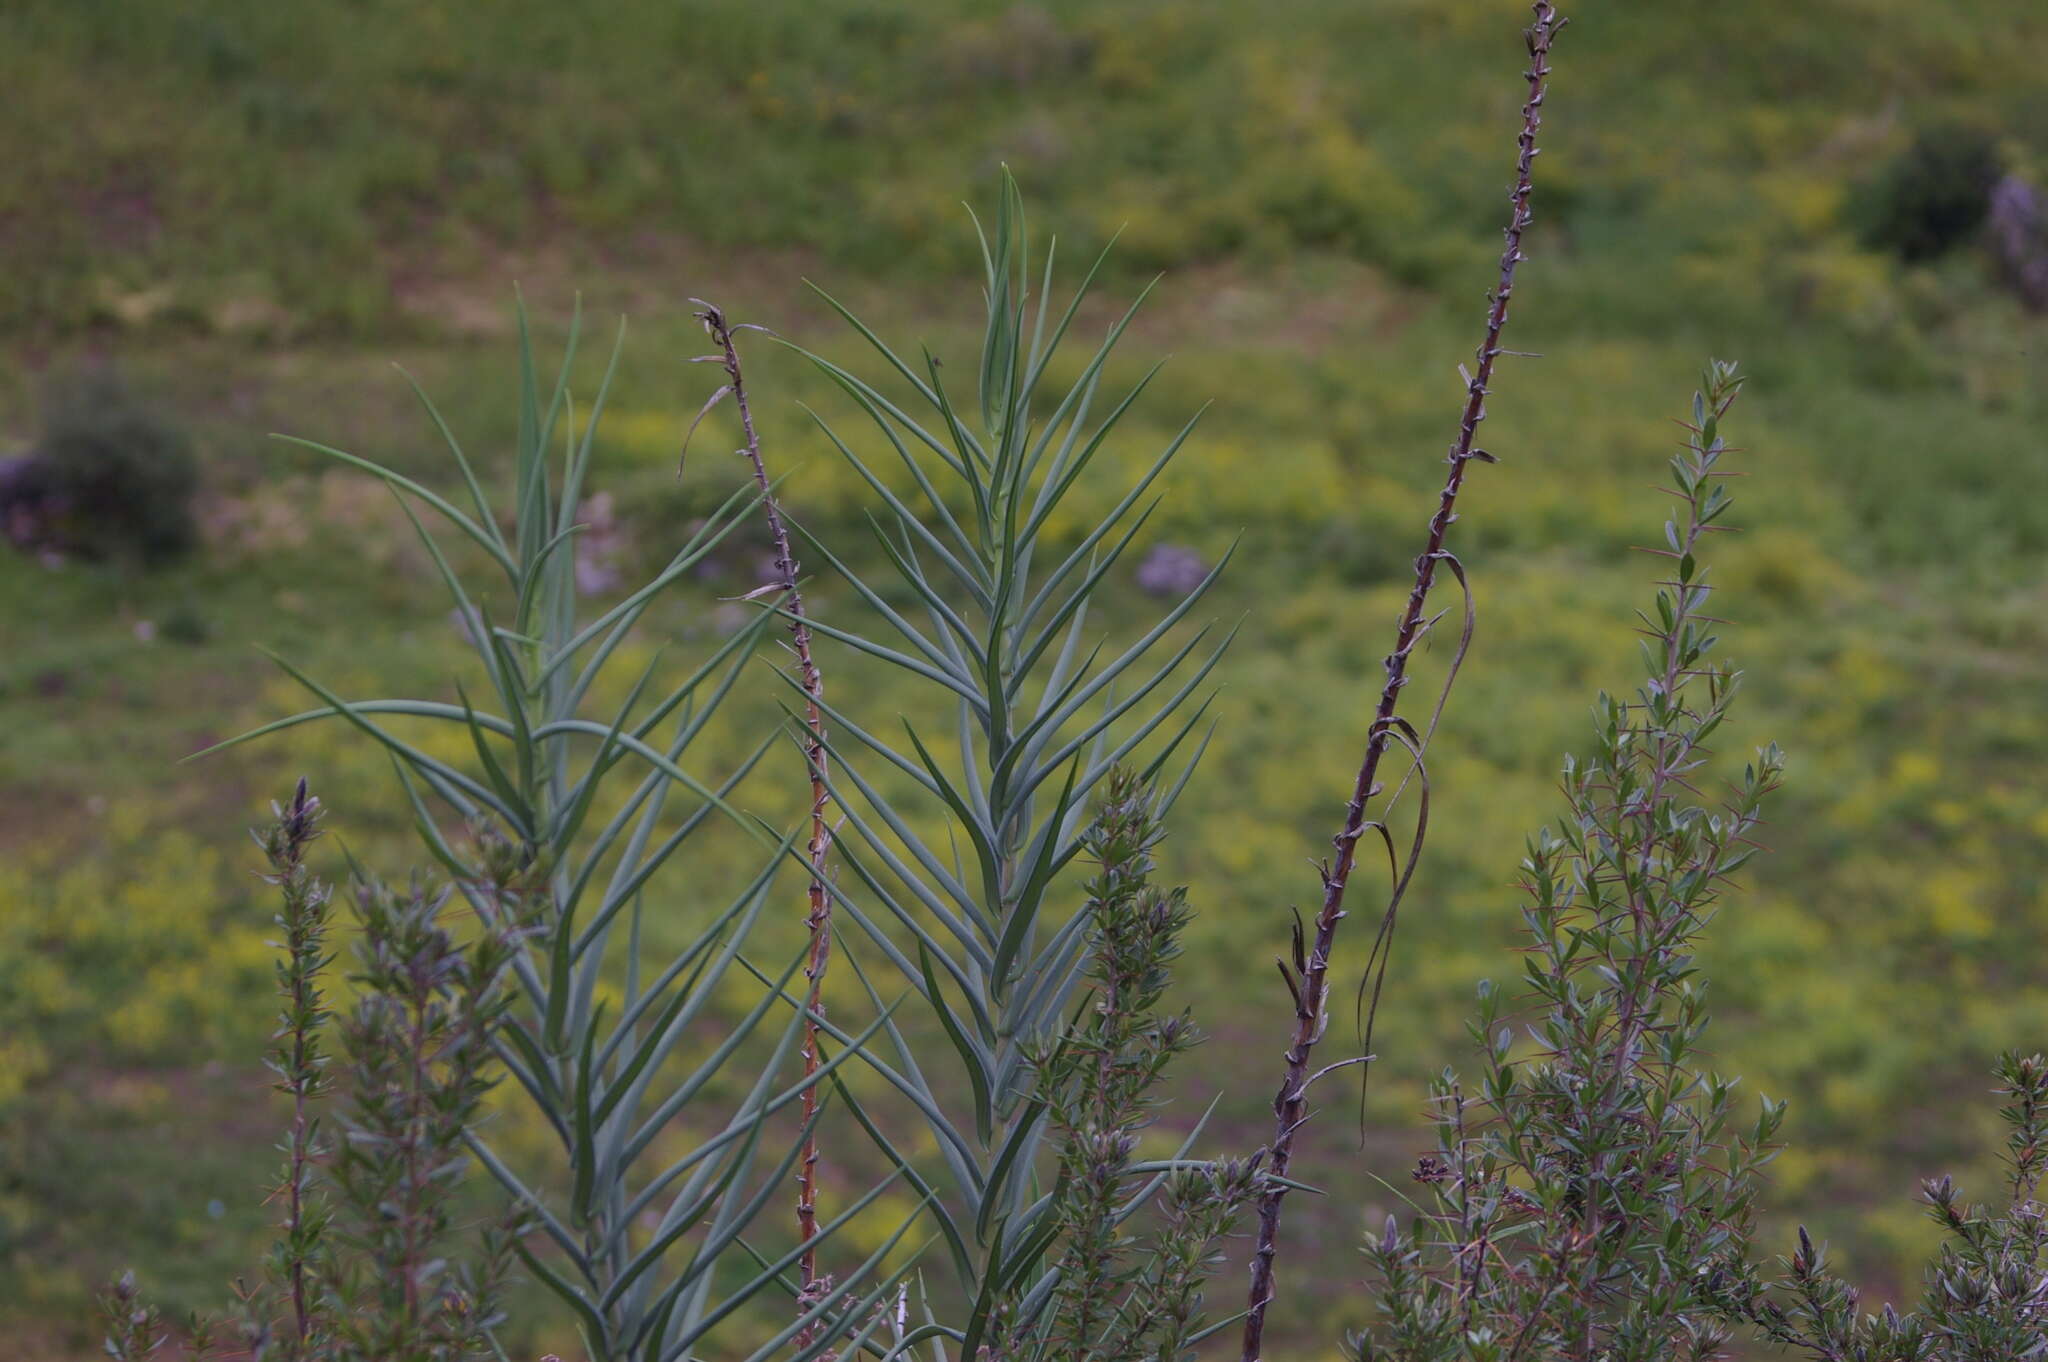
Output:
[1350, 363, 1787, 1362]
[205, 307, 915, 1362]
[786, 176, 1232, 1353]
[261, 778, 336, 1360]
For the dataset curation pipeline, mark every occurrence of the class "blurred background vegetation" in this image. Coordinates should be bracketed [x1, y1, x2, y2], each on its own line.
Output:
[2, 0, 2045, 1357]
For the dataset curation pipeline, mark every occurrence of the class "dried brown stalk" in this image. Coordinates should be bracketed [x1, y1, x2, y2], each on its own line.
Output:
[1237, 7, 1568, 1357]
[692, 301, 837, 1317]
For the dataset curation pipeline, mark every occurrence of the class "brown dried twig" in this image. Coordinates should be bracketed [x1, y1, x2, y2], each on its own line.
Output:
[1238, 7, 1568, 1357]
[691, 300, 837, 1320]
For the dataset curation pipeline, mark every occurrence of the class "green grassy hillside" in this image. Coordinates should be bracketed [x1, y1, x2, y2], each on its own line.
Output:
[3, 2, 2046, 1357]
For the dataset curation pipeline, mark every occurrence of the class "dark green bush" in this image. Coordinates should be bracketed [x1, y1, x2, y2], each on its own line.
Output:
[31, 369, 200, 565]
[158, 602, 211, 646]
[1860, 125, 2005, 263]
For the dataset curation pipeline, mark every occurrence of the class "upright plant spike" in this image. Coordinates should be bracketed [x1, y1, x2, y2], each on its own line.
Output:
[690, 298, 841, 1326]
[96, 1273, 167, 1362]
[993, 768, 1264, 1362]
[1240, 8, 1569, 1355]
[326, 866, 534, 1362]
[788, 172, 1232, 1344]
[202, 304, 913, 1362]
[258, 777, 335, 1361]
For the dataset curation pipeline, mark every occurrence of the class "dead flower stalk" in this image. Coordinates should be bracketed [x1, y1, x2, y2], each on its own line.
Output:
[691, 300, 838, 1324]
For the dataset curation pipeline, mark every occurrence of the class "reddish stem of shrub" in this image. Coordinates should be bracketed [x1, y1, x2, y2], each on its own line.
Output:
[1237, 7, 1566, 1357]
[696, 302, 836, 1313]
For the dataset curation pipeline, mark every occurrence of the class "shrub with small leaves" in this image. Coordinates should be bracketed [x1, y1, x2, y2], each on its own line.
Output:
[1859, 125, 2005, 264]
[22, 368, 199, 565]
[1350, 363, 1787, 1362]
[260, 778, 336, 1360]
[1727, 1051, 2048, 1360]
[97, 1272, 166, 1362]
[321, 865, 531, 1362]
[997, 769, 1263, 1362]
[99, 786, 531, 1362]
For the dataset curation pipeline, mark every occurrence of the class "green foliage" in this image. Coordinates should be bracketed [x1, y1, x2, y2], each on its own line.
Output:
[207, 313, 918, 1362]
[1858, 126, 2006, 263]
[1008, 768, 1261, 1362]
[1353, 365, 1788, 1361]
[97, 1273, 169, 1362]
[1727, 1051, 2048, 1359]
[97, 785, 528, 1362]
[317, 867, 527, 1362]
[6, 5, 2048, 1358]
[258, 780, 336, 1359]
[25, 368, 198, 565]
[787, 176, 1229, 1353]
[8, 0, 2042, 339]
